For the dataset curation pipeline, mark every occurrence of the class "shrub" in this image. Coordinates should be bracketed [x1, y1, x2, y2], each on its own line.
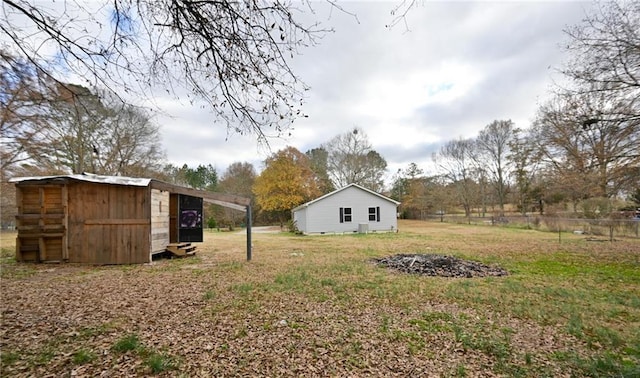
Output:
[286, 219, 300, 234]
[581, 197, 614, 219]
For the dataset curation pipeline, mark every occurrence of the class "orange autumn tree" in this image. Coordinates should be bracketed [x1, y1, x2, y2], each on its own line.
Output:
[253, 146, 322, 227]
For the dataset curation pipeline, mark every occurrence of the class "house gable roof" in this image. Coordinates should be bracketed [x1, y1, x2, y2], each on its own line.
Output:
[292, 183, 400, 212]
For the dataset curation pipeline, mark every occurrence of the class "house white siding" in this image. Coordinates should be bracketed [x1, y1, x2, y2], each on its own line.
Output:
[292, 184, 399, 234]
[293, 206, 307, 232]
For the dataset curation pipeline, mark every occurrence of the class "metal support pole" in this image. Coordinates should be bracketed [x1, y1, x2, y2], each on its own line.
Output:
[246, 205, 252, 261]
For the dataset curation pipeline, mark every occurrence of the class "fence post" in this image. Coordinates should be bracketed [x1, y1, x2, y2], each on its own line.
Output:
[609, 224, 614, 242]
[558, 224, 561, 243]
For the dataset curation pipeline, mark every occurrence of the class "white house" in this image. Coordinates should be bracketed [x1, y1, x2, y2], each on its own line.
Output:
[292, 183, 400, 234]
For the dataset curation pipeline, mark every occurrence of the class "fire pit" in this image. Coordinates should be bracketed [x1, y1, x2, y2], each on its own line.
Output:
[371, 253, 508, 278]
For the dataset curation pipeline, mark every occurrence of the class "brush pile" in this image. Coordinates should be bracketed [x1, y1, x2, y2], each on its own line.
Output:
[372, 253, 508, 278]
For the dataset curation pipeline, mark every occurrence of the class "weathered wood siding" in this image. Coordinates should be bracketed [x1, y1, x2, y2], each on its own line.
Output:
[151, 189, 170, 253]
[13, 174, 248, 264]
[15, 184, 67, 262]
[169, 194, 178, 243]
[66, 182, 151, 264]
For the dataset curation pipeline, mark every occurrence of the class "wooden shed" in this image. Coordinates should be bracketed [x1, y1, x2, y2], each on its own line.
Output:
[10, 173, 250, 264]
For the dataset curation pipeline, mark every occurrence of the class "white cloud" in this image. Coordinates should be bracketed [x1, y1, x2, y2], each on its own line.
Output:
[4, 1, 592, 184]
[155, 1, 590, 184]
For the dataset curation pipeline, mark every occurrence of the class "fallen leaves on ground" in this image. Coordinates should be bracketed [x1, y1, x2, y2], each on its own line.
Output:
[3, 222, 636, 377]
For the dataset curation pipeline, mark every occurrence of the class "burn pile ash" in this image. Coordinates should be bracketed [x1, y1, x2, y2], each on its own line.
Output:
[371, 254, 509, 278]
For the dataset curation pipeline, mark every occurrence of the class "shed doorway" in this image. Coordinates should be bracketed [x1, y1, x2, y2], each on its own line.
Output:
[169, 194, 203, 243]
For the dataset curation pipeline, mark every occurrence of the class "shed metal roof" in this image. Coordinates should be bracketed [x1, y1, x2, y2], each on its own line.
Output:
[9, 172, 151, 186]
[10, 173, 250, 212]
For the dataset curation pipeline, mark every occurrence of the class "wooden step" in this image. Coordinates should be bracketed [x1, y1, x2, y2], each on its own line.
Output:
[166, 243, 197, 257]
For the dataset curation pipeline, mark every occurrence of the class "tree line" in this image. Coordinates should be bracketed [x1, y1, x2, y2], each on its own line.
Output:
[1, 1, 639, 227]
[393, 2, 639, 220]
[174, 127, 388, 228]
[394, 117, 639, 220]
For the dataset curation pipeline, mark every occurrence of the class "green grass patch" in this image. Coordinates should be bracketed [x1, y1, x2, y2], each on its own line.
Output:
[1, 350, 20, 365]
[217, 261, 245, 272]
[112, 334, 142, 353]
[555, 350, 640, 377]
[1, 246, 16, 263]
[0, 263, 37, 279]
[145, 351, 177, 374]
[33, 345, 56, 366]
[274, 269, 311, 290]
[203, 289, 216, 301]
[408, 311, 454, 333]
[78, 322, 116, 338]
[72, 348, 96, 364]
[452, 322, 512, 360]
[230, 282, 255, 295]
[111, 333, 179, 374]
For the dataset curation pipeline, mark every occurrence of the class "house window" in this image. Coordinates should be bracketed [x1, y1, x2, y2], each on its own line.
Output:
[369, 206, 380, 222]
[339, 207, 352, 223]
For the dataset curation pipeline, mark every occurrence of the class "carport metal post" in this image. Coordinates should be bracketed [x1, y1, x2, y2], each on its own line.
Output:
[246, 205, 252, 261]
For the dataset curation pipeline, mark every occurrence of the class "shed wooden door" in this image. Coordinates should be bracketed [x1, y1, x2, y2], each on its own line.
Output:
[15, 184, 68, 262]
[68, 182, 151, 264]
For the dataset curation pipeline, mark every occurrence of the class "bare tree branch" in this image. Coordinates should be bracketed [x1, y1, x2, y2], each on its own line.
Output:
[561, 1, 640, 125]
[1, 0, 331, 143]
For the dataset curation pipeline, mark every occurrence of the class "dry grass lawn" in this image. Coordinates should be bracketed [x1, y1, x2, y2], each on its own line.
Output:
[1, 220, 639, 377]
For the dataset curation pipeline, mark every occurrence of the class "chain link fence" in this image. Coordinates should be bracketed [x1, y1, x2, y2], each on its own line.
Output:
[422, 214, 640, 239]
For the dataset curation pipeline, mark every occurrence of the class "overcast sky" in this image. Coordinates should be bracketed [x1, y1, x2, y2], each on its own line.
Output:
[152, 1, 591, 183]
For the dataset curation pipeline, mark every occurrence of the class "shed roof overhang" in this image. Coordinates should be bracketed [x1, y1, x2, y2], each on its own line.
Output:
[149, 180, 249, 212]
